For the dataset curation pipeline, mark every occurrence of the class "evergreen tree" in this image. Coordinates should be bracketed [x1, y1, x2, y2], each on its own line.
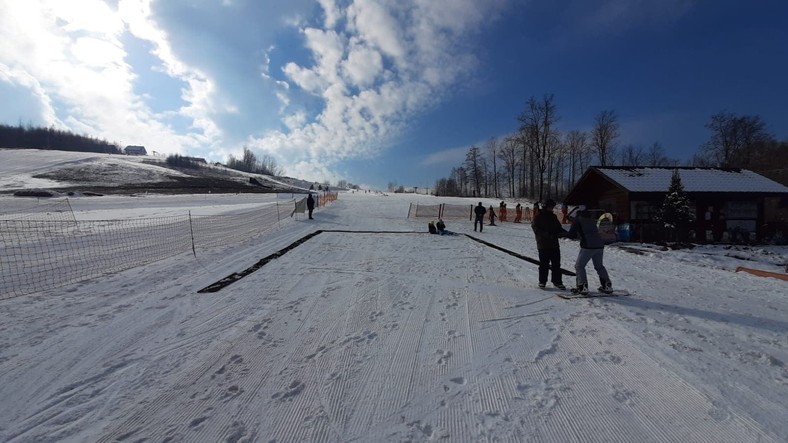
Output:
[656, 170, 695, 241]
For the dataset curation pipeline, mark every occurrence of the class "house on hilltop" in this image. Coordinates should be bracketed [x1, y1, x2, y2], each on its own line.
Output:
[124, 145, 147, 155]
[563, 167, 788, 243]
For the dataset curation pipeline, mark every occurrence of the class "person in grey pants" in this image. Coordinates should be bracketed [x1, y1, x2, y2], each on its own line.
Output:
[566, 206, 613, 294]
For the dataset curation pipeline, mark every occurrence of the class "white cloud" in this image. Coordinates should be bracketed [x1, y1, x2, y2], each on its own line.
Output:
[0, 64, 60, 126]
[0, 0, 513, 185]
[421, 145, 469, 166]
[70, 37, 126, 68]
[346, 0, 406, 63]
[0, 0, 220, 154]
[342, 42, 383, 88]
[317, 0, 342, 28]
[262, 0, 510, 183]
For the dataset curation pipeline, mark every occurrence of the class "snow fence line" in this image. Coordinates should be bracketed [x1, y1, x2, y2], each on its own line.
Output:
[0, 195, 337, 300]
[735, 267, 788, 282]
[198, 230, 576, 293]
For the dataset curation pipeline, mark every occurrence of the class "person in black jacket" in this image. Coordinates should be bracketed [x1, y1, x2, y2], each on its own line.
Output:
[531, 199, 566, 289]
[474, 202, 486, 232]
[306, 193, 315, 219]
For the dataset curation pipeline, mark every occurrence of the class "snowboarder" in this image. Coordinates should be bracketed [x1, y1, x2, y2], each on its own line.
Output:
[531, 199, 567, 289]
[474, 202, 486, 232]
[566, 205, 613, 294]
[306, 193, 315, 219]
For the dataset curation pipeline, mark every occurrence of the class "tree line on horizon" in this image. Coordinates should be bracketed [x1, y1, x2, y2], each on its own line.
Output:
[0, 123, 122, 154]
[432, 94, 788, 200]
[0, 124, 293, 180]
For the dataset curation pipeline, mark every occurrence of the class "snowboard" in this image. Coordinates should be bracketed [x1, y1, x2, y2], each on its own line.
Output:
[537, 285, 568, 292]
[557, 289, 630, 299]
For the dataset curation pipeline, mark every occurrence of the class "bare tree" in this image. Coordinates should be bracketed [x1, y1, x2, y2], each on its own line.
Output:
[451, 167, 468, 197]
[620, 144, 644, 166]
[227, 146, 283, 175]
[564, 130, 589, 185]
[591, 110, 620, 166]
[499, 135, 520, 198]
[484, 137, 500, 197]
[550, 136, 567, 197]
[518, 94, 560, 200]
[700, 111, 772, 167]
[644, 142, 679, 167]
[259, 153, 284, 176]
[516, 131, 533, 198]
[464, 146, 484, 197]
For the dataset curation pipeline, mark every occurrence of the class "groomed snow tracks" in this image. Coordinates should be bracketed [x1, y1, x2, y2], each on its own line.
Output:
[199, 231, 575, 293]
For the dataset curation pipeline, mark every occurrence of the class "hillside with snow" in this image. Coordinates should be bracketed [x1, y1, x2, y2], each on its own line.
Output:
[0, 154, 787, 442]
[0, 148, 314, 196]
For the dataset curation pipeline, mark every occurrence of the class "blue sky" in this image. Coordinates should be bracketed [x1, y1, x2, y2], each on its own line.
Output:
[1, 0, 786, 190]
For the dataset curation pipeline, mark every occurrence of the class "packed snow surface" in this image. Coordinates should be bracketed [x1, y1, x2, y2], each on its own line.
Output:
[1, 191, 787, 442]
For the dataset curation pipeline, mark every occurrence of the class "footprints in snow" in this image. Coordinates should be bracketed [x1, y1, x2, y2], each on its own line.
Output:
[271, 380, 305, 401]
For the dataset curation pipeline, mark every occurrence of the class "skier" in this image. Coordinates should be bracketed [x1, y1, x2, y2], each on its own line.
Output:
[566, 205, 613, 294]
[514, 203, 522, 223]
[499, 201, 507, 222]
[488, 205, 497, 226]
[531, 199, 567, 289]
[474, 202, 486, 232]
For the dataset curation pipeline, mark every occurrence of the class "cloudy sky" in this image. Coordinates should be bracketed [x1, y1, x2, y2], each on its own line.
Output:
[1, 0, 786, 189]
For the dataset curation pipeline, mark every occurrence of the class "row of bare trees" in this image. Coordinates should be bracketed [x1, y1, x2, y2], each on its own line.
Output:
[433, 94, 785, 199]
[0, 123, 122, 154]
[226, 147, 284, 176]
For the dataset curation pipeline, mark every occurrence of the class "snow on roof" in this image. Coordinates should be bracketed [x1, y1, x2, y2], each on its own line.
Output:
[596, 167, 788, 193]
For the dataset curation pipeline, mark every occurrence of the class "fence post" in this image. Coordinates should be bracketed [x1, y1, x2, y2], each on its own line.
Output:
[66, 198, 78, 227]
[188, 211, 197, 257]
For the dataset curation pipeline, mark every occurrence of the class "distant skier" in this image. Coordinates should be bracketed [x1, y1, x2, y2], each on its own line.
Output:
[566, 206, 613, 294]
[474, 202, 487, 232]
[488, 205, 497, 226]
[499, 201, 507, 222]
[514, 203, 523, 223]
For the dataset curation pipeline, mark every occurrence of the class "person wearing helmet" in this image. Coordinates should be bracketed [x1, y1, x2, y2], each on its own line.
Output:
[566, 205, 613, 294]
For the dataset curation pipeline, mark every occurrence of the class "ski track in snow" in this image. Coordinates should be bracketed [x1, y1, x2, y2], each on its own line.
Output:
[0, 192, 786, 442]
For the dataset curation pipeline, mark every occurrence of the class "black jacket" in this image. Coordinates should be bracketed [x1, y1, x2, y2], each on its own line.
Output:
[474, 204, 486, 218]
[531, 210, 565, 249]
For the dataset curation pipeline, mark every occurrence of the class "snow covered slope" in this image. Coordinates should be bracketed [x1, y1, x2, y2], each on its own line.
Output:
[0, 148, 307, 194]
[0, 191, 786, 442]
